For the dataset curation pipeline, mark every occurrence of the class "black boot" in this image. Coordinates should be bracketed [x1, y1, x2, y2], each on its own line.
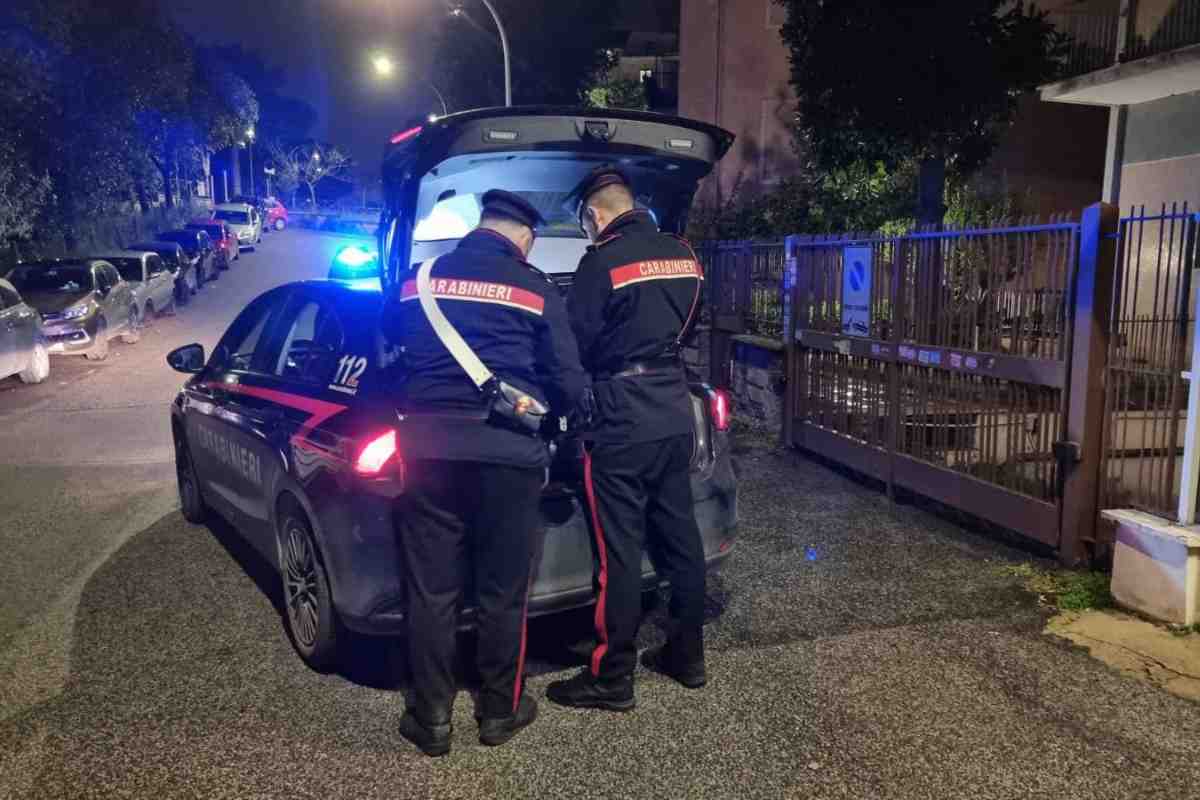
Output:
[479, 693, 538, 746]
[546, 670, 635, 712]
[640, 644, 706, 689]
[398, 709, 452, 757]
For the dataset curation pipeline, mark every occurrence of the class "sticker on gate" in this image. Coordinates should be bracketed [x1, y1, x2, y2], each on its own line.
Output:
[330, 355, 368, 395]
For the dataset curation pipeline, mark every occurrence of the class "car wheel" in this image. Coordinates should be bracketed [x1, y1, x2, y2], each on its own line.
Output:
[176, 440, 209, 524]
[86, 318, 109, 361]
[280, 509, 340, 671]
[18, 341, 50, 384]
[274, 219, 285, 231]
[121, 307, 142, 344]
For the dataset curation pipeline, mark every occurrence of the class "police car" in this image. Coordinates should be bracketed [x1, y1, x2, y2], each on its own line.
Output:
[169, 107, 738, 670]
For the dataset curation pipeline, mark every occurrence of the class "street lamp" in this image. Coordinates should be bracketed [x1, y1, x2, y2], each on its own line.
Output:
[371, 54, 395, 77]
[369, 52, 450, 118]
[450, 2, 511, 107]
[245, 127, 256, 198]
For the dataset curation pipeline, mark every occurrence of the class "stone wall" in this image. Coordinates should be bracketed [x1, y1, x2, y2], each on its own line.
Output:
[683, 325, 712, 381]
[730, 334, 785, 430]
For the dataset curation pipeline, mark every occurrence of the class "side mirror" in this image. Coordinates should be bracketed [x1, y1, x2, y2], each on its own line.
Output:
[167, 343, 206, 374]
[97, 284, 111, 297]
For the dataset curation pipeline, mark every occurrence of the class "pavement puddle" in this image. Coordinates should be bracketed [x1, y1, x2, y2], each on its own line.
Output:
[1046, 609, 1200, 701]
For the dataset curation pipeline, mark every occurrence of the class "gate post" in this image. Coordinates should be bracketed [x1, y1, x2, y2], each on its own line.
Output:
[1061, 202, 1119, 565]
[782, 236, 799, 447]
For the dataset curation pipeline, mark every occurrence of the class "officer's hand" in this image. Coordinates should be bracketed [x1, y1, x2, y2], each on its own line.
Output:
[568, 387, 597, 431]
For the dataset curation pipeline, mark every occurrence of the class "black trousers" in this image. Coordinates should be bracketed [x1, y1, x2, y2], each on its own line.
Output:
[397, 460, 544, 721]
[584, 434, 705, 680]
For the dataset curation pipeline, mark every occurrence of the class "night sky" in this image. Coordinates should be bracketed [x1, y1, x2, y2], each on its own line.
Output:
[168, 0, 670, 185]
[169, 0, 446, 184]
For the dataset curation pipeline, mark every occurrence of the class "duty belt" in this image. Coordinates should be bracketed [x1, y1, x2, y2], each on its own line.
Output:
[597, 356, 683, 381]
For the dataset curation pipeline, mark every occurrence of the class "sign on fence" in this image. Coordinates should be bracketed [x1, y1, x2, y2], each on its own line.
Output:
[841, 245, 873, 337]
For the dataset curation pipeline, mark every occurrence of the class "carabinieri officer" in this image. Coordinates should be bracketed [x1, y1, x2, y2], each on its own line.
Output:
[385, 190, 585, 755]
[548, 167, 708, 712]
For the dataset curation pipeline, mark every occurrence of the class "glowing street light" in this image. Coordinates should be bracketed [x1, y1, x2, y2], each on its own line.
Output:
[371, 54, 395, 78]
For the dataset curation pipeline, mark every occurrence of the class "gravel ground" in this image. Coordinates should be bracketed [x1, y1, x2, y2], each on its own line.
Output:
[3, 432, 1200, 799]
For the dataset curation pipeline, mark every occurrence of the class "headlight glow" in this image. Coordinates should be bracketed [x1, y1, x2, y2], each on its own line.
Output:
[61, 303, 90, 320]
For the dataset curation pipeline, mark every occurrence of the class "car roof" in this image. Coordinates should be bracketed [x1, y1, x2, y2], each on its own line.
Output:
[93, 250, 149, 260]
[215, 203, 252, 211]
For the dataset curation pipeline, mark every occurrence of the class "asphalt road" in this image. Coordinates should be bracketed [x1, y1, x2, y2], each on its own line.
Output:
[3, 230, 1200, 799]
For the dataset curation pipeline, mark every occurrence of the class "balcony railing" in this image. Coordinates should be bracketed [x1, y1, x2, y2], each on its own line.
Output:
[1050, 1, 1200, 82]
[1127, 0, 1200, 61]
[1048, 9, 1120, 80]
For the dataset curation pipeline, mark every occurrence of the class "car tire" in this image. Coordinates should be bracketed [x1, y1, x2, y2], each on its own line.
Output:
[176, 440, 209, 524]
[85, 319, 109, 361]
[18, 341, 50, 384]
[279, 508, 340, 672]
[274, 219, 285, 231]
[121, 307, 141, 344]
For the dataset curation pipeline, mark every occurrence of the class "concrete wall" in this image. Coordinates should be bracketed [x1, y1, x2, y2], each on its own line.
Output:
[729, 335, 785, 429]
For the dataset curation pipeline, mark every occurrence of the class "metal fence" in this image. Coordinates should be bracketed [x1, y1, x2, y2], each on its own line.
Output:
[1101, 205, 1198, 518]
[696, 240, 787, 339]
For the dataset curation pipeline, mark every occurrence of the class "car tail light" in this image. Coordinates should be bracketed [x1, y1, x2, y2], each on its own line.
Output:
[710, 389, 731, 432]
[355, 430, 398, 475]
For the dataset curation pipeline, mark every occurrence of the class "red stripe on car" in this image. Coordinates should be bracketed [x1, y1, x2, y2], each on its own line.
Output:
[204, 382, 347, 451]
[609, 259, 701, 290]
[398, 278, 545, 316]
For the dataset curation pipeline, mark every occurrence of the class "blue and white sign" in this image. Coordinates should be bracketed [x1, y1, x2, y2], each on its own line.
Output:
[841, 246, 873, 337]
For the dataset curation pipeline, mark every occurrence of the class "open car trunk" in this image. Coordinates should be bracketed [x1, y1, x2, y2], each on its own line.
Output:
[378, 106, 733, 290]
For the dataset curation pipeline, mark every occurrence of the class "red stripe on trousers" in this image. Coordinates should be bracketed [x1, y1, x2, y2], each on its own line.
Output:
[513, 573, 533, 713]
[583, 450, 610, 676]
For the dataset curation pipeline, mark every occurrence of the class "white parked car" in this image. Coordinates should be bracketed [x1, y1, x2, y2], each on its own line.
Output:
[213, 203, 263, 250]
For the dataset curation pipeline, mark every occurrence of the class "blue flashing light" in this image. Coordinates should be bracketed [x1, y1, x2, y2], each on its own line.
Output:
[805, 547, 819, 562]
[334, 245, 377, 269]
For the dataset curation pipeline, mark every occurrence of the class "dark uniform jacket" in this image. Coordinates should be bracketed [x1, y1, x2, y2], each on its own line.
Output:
[567, 210, 702, 444]
[383, 229, 586, 468]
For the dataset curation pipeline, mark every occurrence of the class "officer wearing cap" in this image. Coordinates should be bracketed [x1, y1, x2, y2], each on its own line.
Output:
[547, 167, 708, 712]
[385, 189, 586, 755]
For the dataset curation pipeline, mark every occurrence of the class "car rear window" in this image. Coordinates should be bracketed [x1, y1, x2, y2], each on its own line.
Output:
[215, 210, 250, 225]
[110, 258, 143, 282]
[10, 265, 93, 293]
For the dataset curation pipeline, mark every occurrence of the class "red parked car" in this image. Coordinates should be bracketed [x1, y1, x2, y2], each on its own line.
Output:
[186, 219, 238, 268]
[263, 197, 288, 231]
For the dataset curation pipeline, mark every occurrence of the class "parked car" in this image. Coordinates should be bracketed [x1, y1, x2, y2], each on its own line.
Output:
[187, 219, 237, 267]
[128, 240, 196, 306]
[167, 106, 738, 670]
[156, 230, 217, 286]
[0, 277, 49, 384]
[213, 203, 263, 249]
[98, 250, 178, 324]
[9, 259, 140, 361]
[262, 197, 288, 231]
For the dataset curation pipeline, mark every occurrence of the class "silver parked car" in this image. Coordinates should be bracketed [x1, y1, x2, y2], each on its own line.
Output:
[9, 259, 140, 361]
[213, 203, 263, 250]
[98, 250, 178, 325]
[0, 277, 49, 384]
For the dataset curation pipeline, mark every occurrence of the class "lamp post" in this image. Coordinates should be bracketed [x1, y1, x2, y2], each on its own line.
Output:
[451, 2, 511, 107]
[371, 53, 451, 118]
[245, 127, 256, 198]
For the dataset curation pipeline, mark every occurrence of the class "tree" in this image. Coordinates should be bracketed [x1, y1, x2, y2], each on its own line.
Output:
[777, 0, 1064, 226]
[432, 0, 616, 109]
[586, 72, 648, 111]
[266, 140, 301, 204]
[269, 142, 351, 208]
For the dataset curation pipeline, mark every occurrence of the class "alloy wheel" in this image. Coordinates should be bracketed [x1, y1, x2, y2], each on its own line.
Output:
[284, 522, 321, 648]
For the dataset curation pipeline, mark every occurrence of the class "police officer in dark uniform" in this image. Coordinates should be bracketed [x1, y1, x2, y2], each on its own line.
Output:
[386, 190, 586, 755]
[547, 167, 707, 712]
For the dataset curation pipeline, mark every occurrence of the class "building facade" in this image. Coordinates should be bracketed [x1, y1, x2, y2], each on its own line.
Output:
[680, 0, 1109, 218]
[1041, 0, 1200, 212]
